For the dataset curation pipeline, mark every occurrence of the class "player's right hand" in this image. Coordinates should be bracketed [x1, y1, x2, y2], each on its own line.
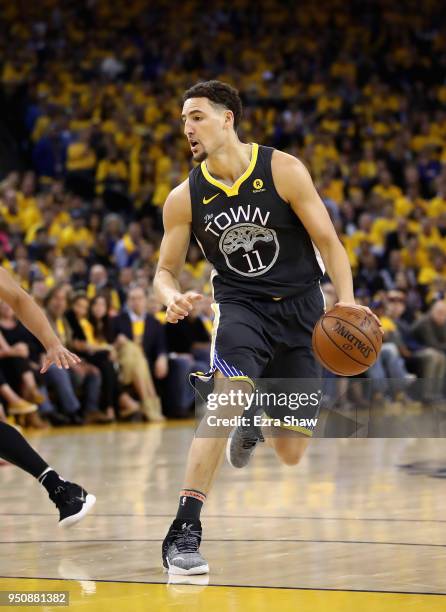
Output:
[166, 291, 203, 324]
[40, 343, 81, 373]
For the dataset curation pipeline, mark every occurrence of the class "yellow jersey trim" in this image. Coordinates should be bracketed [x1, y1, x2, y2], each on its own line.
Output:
[200, 143, 259, 197]
[227, 375, 255, 390]
[279, 422, 314, 437]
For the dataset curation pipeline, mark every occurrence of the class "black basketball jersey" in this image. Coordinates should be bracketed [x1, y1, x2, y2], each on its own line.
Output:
[189, 143, 324, 301]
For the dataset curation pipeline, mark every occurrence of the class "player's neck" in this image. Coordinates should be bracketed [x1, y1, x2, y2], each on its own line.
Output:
[205, 139, 252, 186]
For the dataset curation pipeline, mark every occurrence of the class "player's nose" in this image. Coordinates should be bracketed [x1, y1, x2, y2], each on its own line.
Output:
[184, 121, 195, 137]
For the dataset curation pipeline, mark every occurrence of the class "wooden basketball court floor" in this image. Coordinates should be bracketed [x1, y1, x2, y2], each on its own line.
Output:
[0, 422, 445, 611]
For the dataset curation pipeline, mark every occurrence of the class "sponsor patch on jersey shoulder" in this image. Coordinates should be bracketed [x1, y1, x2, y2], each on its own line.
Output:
[252, 178, 266, 193]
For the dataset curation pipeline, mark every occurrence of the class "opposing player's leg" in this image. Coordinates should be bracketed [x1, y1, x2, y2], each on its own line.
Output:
[0, 421, 95, 527]
[162, 373, 252, 575]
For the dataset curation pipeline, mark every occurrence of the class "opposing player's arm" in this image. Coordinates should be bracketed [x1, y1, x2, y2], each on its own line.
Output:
[0, 267, 80, 370]
[272, 151, 381, 326]
[154, 180, 203, 323]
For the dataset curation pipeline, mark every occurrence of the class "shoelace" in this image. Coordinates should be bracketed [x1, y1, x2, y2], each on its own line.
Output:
[49, 485, 73, 509]
[172, 527, 201, 553]
[241, 435, 259, 450]
[240, 423, 264, 449]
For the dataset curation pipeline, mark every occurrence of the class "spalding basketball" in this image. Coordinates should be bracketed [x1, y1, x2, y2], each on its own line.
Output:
[312, 305, 382, 376]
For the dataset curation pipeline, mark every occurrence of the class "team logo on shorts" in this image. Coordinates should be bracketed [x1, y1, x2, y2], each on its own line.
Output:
[219, 222, 279, 277]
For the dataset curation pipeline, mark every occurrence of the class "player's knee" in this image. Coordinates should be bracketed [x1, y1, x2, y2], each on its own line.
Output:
[274, 439, 308, 466]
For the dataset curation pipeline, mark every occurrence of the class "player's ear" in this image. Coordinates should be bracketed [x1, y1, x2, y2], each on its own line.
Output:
[223, 110, 234, 130]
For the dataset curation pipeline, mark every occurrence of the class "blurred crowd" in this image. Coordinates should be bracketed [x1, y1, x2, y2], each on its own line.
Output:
[1, 0, 446, 425]
[0, 277, 213, 428]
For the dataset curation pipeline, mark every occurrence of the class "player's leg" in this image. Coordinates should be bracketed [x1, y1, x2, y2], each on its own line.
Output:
[262, 345, 319, 466]
[227, 287, 324, 468]
[0, 421, 95, 526]
[162, 373, 252, 575]
[162, 301, 268, 575]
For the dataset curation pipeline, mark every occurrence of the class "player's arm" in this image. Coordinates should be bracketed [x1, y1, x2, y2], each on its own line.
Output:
[0, 267, 80, 371]
[271, 151, 381, 326]
[153, 180, 203, 323]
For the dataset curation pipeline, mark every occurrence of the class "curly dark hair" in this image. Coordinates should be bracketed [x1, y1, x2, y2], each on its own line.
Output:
[182, 80, 243, 131]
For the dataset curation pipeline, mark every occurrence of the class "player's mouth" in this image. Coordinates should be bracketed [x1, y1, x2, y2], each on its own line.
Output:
[190, 140, 200, 153]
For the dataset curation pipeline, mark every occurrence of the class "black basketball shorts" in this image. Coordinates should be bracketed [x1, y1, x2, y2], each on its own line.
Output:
[192, 284, 325, 436]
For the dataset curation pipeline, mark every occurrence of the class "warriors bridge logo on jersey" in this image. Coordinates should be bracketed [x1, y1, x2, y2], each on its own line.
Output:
[204, 205, 279, 277]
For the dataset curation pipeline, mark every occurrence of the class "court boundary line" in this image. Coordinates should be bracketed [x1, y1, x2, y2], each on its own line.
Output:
[1, 538, 446, 547]
[0, 575, 444, 596]
[1, 512, 446, 524]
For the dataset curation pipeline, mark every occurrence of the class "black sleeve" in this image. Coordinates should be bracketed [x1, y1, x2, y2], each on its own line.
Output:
[111, 313, 130, 340]
[152, 319, 168, 357]
[144, 316, 168, 367]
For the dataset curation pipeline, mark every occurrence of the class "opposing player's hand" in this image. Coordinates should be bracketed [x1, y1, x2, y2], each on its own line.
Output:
[40, 343, 82, 373]
[166, 291, 203, 324]
[335, 302, 384, 335]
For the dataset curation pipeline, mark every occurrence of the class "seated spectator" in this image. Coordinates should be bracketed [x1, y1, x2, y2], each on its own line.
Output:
[87, 264, 121, 314]
[65, 128, 96, 200]
[0, 300, 69, 427]
[0, 364, 40, 423]
[58, 209, 94, 258]
[366, 298, 418, 405]
[89, 294, 141, 419]
[113, 222, 142, 269]
[65, 292, 115, 423]
[380, 251, 417, 291]
[385, 290, 446, 402]
[96, 145, 130, 215]
[410, 300, 446, 401]
[112, 286, 166, 421]
[383, 218, 415, 263]
[43, 285, 102, 424]
[164, 297, 211, 417]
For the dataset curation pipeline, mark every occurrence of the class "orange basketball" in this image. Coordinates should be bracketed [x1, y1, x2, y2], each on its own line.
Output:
[312, 305, 382, 376]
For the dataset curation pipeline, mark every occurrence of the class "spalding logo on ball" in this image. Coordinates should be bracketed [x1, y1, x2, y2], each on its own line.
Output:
[312, 305, 382, 376]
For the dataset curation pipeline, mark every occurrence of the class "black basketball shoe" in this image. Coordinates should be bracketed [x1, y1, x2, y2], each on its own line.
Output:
[49, 482, 96, 528]
[162, 519, 209, 575]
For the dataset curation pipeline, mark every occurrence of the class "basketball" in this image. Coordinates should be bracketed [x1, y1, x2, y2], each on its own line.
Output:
[312, 305, 382, 376]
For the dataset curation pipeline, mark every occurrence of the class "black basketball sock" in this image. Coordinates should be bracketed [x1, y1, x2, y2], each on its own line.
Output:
[0, 422, 48, 478]
[176, 488, 206, 522]
[37, 468, 66, 495]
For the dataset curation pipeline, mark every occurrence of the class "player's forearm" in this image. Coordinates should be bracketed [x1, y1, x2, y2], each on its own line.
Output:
[13, 292, 62, 350]
[154, 267, 183, 306]
[319, 239, 355, 304]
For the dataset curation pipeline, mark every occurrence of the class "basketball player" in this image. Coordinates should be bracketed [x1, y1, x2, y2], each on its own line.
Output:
[0, 266, 96, 526]
[154, 80, 382, 574]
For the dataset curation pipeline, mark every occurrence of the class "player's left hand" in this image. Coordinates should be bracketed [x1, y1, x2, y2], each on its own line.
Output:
[40, 343, 82, 373]
[335, 302, 384, 335]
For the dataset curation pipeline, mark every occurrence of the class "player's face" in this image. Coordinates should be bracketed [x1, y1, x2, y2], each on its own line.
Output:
[128, 289, 146, 315]
[182, 97, 229, 162]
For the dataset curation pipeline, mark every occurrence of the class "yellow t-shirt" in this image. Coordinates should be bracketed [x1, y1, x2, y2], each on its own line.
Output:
[58, 226, 94, 251]
[66, 142, 96, 171]
[56, 318, 67, 344]
[380, 316, 397, 333]
[372, 184, 403, 202]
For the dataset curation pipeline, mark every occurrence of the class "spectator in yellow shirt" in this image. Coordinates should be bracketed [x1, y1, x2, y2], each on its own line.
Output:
[58, 209, 94, 256]
[418, 251, 446, 286]
[96, 145, 130, 214]
[372, 169, 403, 202]
[65, 129, 96, 199]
